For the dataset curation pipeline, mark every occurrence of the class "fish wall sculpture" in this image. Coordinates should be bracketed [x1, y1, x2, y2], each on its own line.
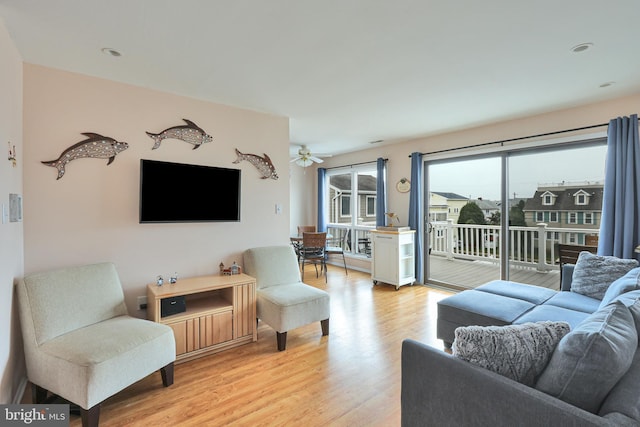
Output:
[41, 133, 129, 180]
[233, 148, 278, 180]
[146, 119, 212, 150]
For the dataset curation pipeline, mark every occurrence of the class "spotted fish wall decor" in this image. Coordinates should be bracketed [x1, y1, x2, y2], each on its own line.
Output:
[233, 148, 278, 180]
[41, 133, 129, 180]
[146, 119, 212, 150]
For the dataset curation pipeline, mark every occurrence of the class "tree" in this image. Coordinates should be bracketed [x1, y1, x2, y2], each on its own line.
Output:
[488, 211, 501, 225]
[508, 200, 527, 226]
[458, 202, 486, 225]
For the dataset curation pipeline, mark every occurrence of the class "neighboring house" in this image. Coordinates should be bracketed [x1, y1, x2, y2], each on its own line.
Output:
[329, 174, 377, 225]
[474, 198, 501, 221]
[429, 192, 468, 223]
[523, 182, 603, 245]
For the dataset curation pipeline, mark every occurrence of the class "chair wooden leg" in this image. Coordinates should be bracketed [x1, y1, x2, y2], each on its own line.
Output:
[341, 254, 348, 275]
[160, 362, 174, 387]
[32, 384, 48, 404]
[277, 331, 287, 351]
[81, 405, 100, 427]
[321, 318, 329, 336]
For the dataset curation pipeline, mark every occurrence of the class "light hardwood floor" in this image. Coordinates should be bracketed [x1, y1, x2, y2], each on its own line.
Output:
[31, 266, 453, 426]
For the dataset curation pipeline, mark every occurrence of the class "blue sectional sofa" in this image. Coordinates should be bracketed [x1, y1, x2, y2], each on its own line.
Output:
[401, 263, 640, 426]
[437, 265, 599, 348]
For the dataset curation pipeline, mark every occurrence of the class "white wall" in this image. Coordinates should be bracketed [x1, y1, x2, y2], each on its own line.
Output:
[23, 64, 290, 315]
[0, 17, 24, 404]
[288, 163, 317, 236]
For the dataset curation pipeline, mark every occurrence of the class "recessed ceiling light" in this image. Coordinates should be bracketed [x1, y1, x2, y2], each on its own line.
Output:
[570, 43, 593, 53]
[101, 47, 122, 57]
[599, 81, 615, 88]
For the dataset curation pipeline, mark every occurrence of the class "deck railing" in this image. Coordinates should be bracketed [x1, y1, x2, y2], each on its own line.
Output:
[429, 220, 598, 272]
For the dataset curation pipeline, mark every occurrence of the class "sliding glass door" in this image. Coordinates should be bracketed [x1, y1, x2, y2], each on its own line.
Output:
[507, 144, 607, 287]
[426, 156, 502, 288]
[425, 139, 607, 290]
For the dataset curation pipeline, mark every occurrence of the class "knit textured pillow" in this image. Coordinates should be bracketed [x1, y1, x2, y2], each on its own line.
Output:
[571, 252, 639, 300]
[452, 321, 570, 386]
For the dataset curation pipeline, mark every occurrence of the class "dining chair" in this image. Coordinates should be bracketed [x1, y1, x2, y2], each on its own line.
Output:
[326, 230, 348, 275]
[300, 232, 327, 282]
[297, 225, 316, 236]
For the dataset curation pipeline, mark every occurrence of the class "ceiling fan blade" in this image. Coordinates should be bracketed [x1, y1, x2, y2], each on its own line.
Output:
[308, 155, 324, 163]
[290, 157, 301, 163]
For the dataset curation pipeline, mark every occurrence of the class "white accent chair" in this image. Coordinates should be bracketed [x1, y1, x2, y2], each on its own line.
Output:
[243, 245, 330, 351]
[16, 262, 176, 427]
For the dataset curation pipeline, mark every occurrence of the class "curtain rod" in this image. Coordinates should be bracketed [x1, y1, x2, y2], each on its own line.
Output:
[410, 121, 623, 157]
[323, 158, 388, 170]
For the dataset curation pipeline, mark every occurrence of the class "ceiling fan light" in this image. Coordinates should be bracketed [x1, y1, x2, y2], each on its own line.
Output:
[296, 158, 313, 167]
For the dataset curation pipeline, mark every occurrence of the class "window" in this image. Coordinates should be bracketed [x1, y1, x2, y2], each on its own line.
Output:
[340, 195, 351, 217]
[542, 192, 556, 206]
[549, 212, 558, 222]
[366, 195, 376, 216]
[569, 233, 577, 244]
[326, 166, 378, 257]
[575, 190, 590, 205]
[584, 212, 594, 224]
[568, 212, 578, 224]
[536, 212, 543, 222]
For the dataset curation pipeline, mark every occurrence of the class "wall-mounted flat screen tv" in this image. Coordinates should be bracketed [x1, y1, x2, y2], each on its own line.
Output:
[140, 159, 241, 223]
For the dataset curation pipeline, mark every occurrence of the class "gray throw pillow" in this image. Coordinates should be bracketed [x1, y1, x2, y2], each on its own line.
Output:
[535, 300, 637, 413]
[571, 252, 638, 299]
[452, 321, 570, 386]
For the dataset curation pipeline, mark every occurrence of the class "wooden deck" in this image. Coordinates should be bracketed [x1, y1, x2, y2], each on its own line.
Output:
[428, 254, 561, 290]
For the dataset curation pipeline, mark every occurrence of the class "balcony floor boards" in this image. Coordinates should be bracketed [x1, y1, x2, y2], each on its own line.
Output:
[428, 255, 561, 290]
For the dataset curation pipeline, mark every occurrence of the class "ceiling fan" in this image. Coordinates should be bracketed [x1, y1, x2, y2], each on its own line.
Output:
[290, 145, 331, 167]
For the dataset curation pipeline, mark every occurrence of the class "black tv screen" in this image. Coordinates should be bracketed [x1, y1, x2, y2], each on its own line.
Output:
[140, 159, 241, 223]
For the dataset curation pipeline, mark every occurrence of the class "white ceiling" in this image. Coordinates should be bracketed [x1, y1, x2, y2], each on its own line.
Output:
[1, 0, 639, 157]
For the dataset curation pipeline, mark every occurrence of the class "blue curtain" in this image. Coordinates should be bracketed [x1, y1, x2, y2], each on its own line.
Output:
[317, 168, 327, 232]
[376, 158, 387, 227]
[408, 152, 424, 283]
[598, 114, 640, 259]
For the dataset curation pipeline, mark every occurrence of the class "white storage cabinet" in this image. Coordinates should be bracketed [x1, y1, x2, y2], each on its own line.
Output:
[371, 229, 415, 290]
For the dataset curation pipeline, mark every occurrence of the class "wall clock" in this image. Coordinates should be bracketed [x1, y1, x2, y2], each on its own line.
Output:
[396, 178, 411, 193]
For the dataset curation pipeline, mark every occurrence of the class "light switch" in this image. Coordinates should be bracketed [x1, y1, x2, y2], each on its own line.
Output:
[275, 203, 282, 214]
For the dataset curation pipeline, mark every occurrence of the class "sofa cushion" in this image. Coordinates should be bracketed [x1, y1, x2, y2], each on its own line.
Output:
[475, 280, 556, 304]
[599, 349, 640, 422]
[535, 300, 637, 413]
[612, 290, 640, 335]
[543, 292, 601, 314]
[452, 321, 570, 386]
[571, 252, 638, 299]
[514, 304, 591, 330]
[599, 267, 640, 308]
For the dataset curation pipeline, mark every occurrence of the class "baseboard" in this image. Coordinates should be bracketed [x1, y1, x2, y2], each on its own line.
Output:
[12, 376, 28, 404]
[325, 259, 370, 274]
